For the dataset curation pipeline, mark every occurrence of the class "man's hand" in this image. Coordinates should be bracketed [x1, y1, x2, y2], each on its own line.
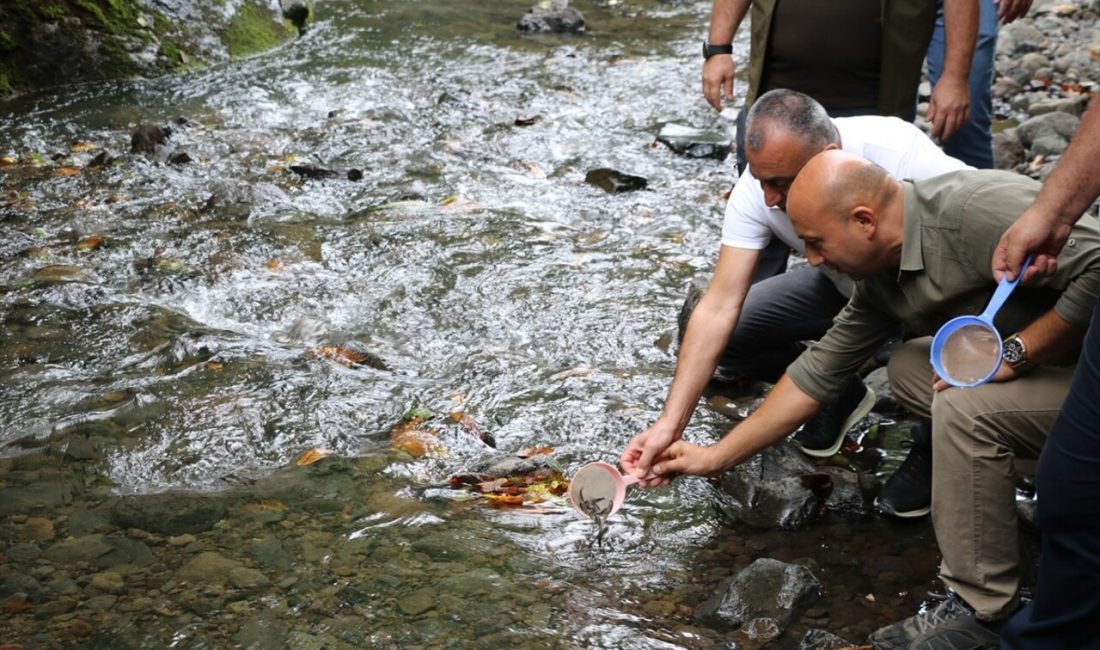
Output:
[933, 361, 1022, 392]
[650, 439, 725, 478]
[620, 421, 680, 487]
[702, 55, 735, 111]
[927, 74, 971, 142]
[992, 205, 1072, 283]
[995, 0, 1033, 23]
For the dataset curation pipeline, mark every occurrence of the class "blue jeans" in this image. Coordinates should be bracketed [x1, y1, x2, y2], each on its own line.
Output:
[926, 0, 998, 169]
[1001, 297, 1100, 649]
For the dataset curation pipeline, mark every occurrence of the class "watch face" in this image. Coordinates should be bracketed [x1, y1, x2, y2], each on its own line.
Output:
[1003, 338, 1025, 365]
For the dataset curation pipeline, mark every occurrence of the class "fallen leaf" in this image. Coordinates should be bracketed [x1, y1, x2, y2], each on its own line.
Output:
[55, 166, 81, 176]
[516, 446, 554, 458]
[484, 493, 527, 506]
[265, 258, 284, 271]
[75, 235, 104, 251]
[296, 448, 334, 466]
[70, 141, 97, 153]
[391, 416, 444, 457]
[0, 155, 16, 166]
[308, 346, 369, 367]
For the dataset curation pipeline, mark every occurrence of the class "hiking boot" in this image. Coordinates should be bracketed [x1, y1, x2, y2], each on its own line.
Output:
[794, 376, 875, 457]
[870, 592, 1002, 650]
[876, 420, 933, 518]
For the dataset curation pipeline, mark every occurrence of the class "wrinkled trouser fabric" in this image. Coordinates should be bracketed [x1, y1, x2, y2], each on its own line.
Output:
[1001, 297, 1100, 650]
[888, 338, 1073, 621]
[716, 264, 850, 384]
[927, 0, 998, 169]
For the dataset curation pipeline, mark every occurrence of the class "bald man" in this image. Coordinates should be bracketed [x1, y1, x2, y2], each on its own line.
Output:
[644, 151, 1100, 650]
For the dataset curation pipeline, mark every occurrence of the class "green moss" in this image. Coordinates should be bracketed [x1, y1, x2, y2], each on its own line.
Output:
[222, 2, 292, 58]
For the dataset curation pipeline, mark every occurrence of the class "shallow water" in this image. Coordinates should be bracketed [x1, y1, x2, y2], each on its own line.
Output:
[0, 2, 941, 647]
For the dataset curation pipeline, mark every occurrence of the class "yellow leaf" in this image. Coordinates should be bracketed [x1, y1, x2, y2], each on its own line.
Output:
[296, 448, 334, 465]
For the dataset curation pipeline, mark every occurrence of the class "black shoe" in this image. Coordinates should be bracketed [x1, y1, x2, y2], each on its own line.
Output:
[876, 420, 933, 518]
[794, 376, 875, 458]
[870, 592, 1003, 650]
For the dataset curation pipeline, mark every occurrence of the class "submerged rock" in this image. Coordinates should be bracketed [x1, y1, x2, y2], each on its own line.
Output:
[697, 558, 822, 630]
[585, 168, 648, 194]
[656, 123, 732, 160]
[517, 0, 586, 33]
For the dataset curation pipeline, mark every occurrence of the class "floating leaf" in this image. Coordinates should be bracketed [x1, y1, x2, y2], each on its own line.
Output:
[308, 346, 368, 367]
[390, 416, 443, 457]
[55, 166, 81, 177]
[296, 448, 334, 466]
[70, 141, 97, 153]
[0, 155, 16, 166]
[517, 446, 554, 458]
[484, 493, 526, 506]
[404, 406, 433, 421]
[265, 258, 284, 271]
[75, 235, 104, 251]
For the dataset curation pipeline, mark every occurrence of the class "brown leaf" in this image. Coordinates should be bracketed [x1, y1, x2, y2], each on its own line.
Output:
[295, 448, 333, 466]
[55, 166, 81, 177]
[308, 346, 369, 368]
[2, 599, 33, 614]
[75, 235, 104, 251]
[484, 493, 527, 506]
[516, 446, 554, 458]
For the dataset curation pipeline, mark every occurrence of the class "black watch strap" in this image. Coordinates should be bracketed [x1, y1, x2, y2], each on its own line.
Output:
[703, 41, 733, 60]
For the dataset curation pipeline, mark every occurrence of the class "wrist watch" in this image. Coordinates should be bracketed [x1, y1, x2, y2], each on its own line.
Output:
[703, 41, 733, 60]
[1002, 334, 1029, 370]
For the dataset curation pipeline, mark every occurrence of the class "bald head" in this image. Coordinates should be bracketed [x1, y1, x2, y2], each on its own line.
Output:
[786, 150, 904, 278]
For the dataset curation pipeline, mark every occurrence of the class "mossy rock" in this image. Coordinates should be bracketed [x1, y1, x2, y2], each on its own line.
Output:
[0, 0, 296, 98]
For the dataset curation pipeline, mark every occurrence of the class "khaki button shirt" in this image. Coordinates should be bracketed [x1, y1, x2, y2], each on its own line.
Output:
[787, 170, 1100, 404]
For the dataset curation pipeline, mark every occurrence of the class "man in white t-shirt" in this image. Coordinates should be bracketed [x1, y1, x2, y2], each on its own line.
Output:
[621, 89, 971, 516]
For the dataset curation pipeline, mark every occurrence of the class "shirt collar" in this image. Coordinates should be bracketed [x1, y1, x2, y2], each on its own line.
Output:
[899, 181, 924, 275]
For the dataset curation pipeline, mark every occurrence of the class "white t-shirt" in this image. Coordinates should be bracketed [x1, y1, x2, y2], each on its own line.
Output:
[721, 115, 972, 295]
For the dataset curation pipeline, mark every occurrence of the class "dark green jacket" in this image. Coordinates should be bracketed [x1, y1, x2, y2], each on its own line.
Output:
[746, 0, 936, 118]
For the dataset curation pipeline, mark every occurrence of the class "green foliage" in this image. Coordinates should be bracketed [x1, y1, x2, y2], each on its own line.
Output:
[403, 407, 435, 421]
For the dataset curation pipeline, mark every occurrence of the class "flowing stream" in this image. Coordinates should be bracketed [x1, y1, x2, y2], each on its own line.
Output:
[0, 2, 940, 648]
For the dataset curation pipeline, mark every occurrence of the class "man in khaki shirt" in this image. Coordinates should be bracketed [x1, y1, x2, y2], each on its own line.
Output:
[624, 151, 1100, 648]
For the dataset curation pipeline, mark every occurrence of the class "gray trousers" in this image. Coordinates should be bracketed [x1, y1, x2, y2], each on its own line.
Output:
[888, 338, 1074, 621]
[718, 263, 850, 383]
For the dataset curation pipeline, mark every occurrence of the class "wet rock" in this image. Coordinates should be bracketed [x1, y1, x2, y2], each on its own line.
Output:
[1030, 134, 1069, 157]
[43, 534, 155, 569]
[656, 124, 732, 160]
[398, 588, 437, 616]
[83, 593, 118, 612]
[585, 168, 648, 193]
[6, 543, 43, 564]
[744, 616, 782, 641]
[252, 457, 360, 512]
[994, 129, 1027, 170]
[1016, 111, 1080, 149]
[110, 492, 227, 536]
[168, 151, 193, 165]
[517, 0, 585, 33]
[800, 627, 853, 649]
[1028, 95, 1090, 117]
[234, 610, 290, 648]
[177, 551, 242, 585]
[282, 0, 311, 34]
[0, 482, 74, 516]
[131, 124, 170, 154]
[677, 276, 708, 344]
[713, 441, 823, 529]
[228, 566, 271, 590]
[89, 571, 125, 594]
[64, 510, 111, 537]
[19, 517, 55, 542]
[202, 181, 295, 220]
[823, 466, 879, 518]
[247, 535, 296, 571]
[697, 558, 822, 630]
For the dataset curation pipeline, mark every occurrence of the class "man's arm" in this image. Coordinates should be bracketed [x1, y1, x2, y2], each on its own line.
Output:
[651, 375, 821, 476]
[995, 0, 1033, 23]
[994, 93, 1100, 283]
[927, 0, 978, 142]
[621, 245, 759, 482]
[702, 0, 751, 111]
